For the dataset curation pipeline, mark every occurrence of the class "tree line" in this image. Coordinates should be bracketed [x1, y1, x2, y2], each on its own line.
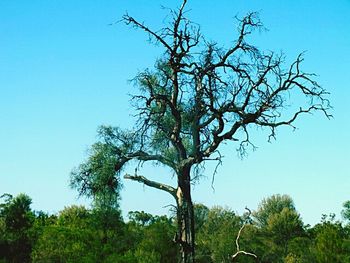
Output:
[1, 193, 349, 262]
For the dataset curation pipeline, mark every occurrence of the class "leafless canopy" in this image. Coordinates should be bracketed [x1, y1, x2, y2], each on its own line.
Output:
[72, 0, 331, 197]
[122, 1, 331, 174]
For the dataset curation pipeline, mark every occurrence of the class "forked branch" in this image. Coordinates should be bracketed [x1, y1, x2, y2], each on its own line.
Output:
[231, 207, 257, 261]
[122, 14, 172, 51]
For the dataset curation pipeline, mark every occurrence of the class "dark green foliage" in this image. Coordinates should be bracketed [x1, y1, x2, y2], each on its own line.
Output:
[248, 195, 307, 262]
[126, 212, 179, 263]
[2, 192, 350, 262]
[32, 225, 99, 263]
[309, 214, 350, 263]
[128, 211, 156, 226]
[193, 204, 209, 233]
[342, 200, 350, 222]
[32, 205, 96, 262]
[31, 204, 127, 263]
[195, 206, 242, 263]
[0, 193, 34, 263]
[31, 205, 177, 263]
[70, 140, 123, 199]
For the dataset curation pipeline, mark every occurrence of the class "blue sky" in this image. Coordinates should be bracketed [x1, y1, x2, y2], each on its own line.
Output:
[0, 0, 349, 225]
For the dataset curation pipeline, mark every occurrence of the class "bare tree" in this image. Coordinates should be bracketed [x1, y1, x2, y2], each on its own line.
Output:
[71, 1, 331, 262]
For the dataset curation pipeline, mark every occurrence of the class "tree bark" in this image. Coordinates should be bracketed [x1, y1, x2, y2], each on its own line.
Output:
[176, 168, 195, 263]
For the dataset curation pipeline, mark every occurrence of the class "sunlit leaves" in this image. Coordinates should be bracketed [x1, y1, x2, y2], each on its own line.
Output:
[253, 194, 295, 228]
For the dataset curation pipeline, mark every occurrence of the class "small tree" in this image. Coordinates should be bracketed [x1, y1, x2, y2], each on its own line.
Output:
[71, 1, 330, 262]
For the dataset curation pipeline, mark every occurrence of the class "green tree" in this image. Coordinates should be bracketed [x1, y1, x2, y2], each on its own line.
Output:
[196, 206, 241, 263]
[71, 1, 330, 261]
[31, 205, 98, 263]
[31, 225, 98, 263]
[70, 138, 125, 258]
[128, 211, 155, 226]
[285, 236, 313, 263]
[32, 204, 128, 263]
[135, 216, 178, 263]
[91, 205, 123, 246]
[265, 207, 304, 259]
[310, 214, 350, 263]
[56, 205, 91, 227]
[250, 195, 306, 262]
[253, 194, 295, 228]
[125, 212, 178, 263]
[0, 193, 34, 263]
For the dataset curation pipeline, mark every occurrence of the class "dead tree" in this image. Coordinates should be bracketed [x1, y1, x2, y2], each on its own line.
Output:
[71, 1, 331, 262]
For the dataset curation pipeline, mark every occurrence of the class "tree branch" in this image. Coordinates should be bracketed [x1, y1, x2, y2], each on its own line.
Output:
[128, 150, 175, 167]
[124, 173, 177, 198]
[122, 14, 172, 51]
[231, 207, 257, 261]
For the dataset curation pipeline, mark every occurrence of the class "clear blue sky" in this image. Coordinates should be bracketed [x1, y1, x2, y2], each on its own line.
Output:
[1, 0, 349, 225]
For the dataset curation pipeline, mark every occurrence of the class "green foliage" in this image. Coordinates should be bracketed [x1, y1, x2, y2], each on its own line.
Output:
[31, 225, 98, 263]
[310, 214, 350, 263]
[128, 211, 155, 226]
[70, 141, 122, 199]
[32, 205, 96, 262]
[57, 205, 91, 227]
[284, 253, 303, 263]
[193, 204, 209, 232]
[0, 193, 34, 232]
[196, 206, 241, 263]
[127, 213, 179, 263]
[242, 195, 307, 262]
[0, 193, 34, 263]
[31, 204, 126, 263]
[103, 251, 138, 263]
[266, 207, 304, 251]
[342, 200, 350, 223]
[253, 194, 295, 227]
[2, 192, 350, 262]
[286, 237, 313, 262]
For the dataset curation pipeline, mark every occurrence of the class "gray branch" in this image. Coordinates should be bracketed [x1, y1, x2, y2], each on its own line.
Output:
[124, 173, 177, 199]
[231, 207, 257, 261]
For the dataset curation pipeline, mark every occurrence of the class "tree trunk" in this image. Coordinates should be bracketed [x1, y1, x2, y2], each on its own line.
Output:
[176, 168, 195, 263]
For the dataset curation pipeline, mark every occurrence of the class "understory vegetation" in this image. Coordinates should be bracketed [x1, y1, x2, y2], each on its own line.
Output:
[1, 193, 349, 262]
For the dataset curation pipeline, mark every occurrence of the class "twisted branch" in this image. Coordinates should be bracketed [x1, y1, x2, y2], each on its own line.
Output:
[231, 207, 257, 261]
